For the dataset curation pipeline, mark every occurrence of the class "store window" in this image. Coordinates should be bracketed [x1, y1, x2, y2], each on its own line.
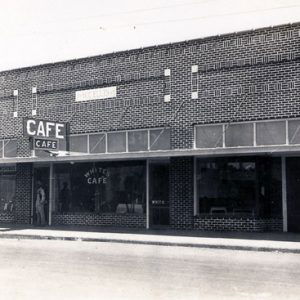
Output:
[128, 130, 148, 152]
[89, 134, 106, 153]
[0, 166, 16, 213]
[53, 161, 146, 214]
[69, 135, 88, 153]
[195, 125, 223, 148]
[256, 121, 286, 146]
[225, 123, 253, 147]
[0, 140, 17, 158]
[107, 132, 126, 153]
[4, 140, 17, 157]
[149, 128, 171, 150]
[196, 157, 282, 217]
[288, 120, 300, 144]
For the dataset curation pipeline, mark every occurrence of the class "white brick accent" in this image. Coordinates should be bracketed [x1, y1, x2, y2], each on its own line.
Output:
[192, 65, 198, 73]
[164, 95, 171, 102]
[164, 69, 171, 76]
[192, 91, 198, 99]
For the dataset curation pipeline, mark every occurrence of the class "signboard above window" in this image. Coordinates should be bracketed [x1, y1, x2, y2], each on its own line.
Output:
[75, 86, 117, 102]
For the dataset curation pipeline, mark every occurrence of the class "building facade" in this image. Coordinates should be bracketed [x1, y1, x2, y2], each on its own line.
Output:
[0, 22, 299, 232]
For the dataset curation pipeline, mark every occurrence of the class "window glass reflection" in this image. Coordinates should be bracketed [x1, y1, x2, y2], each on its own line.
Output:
[0, 167, 16, 213]
[256, 121, 286, 145]
[149, 129, 171, 150]
[4, 140, 17, 157]
[107, 132, 126, 153]
[54, 161, 146, 214]
[196, 157, 282, 217]
[225, 123, 253, 147]
[195, 125, 223, 148]
[69, 135, 88, 153]
[89, 134, 106, 153]
[128, 130, 148, 152]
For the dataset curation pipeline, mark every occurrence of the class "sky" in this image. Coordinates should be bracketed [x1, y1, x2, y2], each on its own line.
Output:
[0, 0, 300, 71]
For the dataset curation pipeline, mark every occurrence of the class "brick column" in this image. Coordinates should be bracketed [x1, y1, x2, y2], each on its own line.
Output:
[169, 157, 194, 229]
[15, 163, 32, 224]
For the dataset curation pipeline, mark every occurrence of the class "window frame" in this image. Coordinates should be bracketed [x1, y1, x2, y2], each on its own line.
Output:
[194, 118, 300, 150]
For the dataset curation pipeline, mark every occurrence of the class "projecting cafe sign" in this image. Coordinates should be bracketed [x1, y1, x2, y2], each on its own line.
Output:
[23, 118, 67, 150]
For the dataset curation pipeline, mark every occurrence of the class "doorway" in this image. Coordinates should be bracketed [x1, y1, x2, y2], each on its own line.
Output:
[32, 166, 50, 225]
[286, 157, 300, 232]
[149, 160, 170, 227]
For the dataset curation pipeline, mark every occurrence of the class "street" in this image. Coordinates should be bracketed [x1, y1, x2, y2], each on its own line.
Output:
[0, 238, 299, 300]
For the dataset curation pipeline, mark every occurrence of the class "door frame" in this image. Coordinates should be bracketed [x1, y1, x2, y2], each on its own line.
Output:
[147, 158, 170, 229]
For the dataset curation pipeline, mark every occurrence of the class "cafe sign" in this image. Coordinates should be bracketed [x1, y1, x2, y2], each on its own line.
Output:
[33, 138, 58, 150]
[23, 118, 67, 140]
[84, 167, 110, 184]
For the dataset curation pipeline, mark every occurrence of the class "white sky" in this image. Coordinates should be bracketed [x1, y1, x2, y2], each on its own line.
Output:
[0, 0, 300, 71]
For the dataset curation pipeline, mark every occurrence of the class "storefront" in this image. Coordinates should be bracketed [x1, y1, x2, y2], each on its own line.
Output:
[0, 22, 299, 232]
[2, 118, 300, 232]
[31, 158, 170, 229]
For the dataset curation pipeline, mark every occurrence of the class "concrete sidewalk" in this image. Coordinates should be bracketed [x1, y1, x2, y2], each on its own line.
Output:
[0, 224, 300, 253]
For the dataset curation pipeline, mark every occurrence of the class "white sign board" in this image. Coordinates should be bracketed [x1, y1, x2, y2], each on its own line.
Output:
[24, 118, 67, 140]
[75, 86, 117, 102]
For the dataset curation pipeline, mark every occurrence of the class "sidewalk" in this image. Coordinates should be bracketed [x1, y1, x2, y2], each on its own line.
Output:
[0, 224, 300, 253]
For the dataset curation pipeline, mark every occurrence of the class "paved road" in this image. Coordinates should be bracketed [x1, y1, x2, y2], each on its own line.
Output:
[0, 238, 299, 300]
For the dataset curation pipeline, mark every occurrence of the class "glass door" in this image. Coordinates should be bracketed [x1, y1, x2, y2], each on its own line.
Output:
[32, 166, 50, 226]
[149, 159, 170, 227]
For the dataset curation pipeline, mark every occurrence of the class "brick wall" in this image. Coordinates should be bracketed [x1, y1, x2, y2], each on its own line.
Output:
[169, 157, 194, 229]
[194, 216, 283, 232]
[15, 163, 32, 224]
[0, 213, 15, 223]
[52, 213, 146, 228]
[0, 23, 299, 150]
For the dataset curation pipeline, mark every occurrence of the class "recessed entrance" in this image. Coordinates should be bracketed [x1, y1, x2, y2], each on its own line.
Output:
[286, 157, 300, 232]
[32, 165, 50, 226]
[149, 160, 170, 227]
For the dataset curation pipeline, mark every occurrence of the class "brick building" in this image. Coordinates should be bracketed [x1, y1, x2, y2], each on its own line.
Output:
[0, 22, 299, 232]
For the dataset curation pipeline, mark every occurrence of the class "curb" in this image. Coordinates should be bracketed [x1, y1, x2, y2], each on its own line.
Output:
[0, 233, 300, 254]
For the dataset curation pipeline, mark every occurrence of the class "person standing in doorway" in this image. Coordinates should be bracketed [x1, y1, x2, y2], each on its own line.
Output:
[36, 181, 46, 226]
[59, 182, 70, 212]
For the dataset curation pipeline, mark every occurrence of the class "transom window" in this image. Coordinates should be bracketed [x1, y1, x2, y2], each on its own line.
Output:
[195, 119, 300, 149]
[35, 128, 171, 157]
[68, 128, 171, 154]
[0, 140, 17, 158]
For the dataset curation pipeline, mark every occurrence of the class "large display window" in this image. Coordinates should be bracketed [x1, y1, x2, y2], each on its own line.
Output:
[196, 157, 282, 217]
[53, 161, 146, 214]
[0, 166, 16, 213]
